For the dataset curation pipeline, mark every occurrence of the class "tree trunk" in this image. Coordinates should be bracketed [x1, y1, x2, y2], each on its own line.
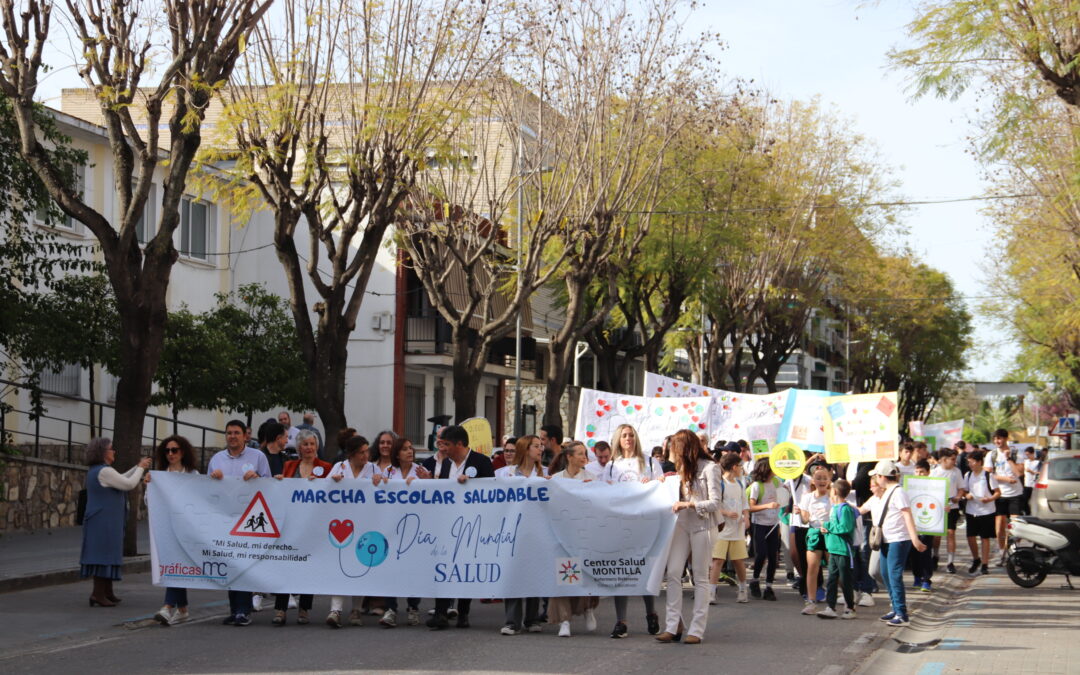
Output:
[543, 340, 574, 430]
[310, 321, 349, 456]
[451, 338, 481, 422]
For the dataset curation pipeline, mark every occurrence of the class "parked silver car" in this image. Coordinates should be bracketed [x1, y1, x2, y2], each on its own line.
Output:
[1030, 455, 1080, 521]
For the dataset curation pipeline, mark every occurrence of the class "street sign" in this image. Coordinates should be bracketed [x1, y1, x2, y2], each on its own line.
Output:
[1050, 417, 1078, 437]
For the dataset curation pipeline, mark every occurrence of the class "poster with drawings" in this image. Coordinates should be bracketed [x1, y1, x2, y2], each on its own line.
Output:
[642, 371, 717, 399]
[777, 389, 842, 454]
[574, 387, 712, 454]
[914, 419, 965, 452]
[902, 475, 948, 536]
[822, 392, 900, 464]
[708, 389, 789, 456]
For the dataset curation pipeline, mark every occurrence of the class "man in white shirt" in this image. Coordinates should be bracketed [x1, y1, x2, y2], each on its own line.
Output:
[1022, 447, 1041, 515]
[930, 448, 965, 573]
[989, 429, 1023, 564]
[209, 420, 272, 626]
[963, 450, 1000, 576]
[277, 411, 300, 451]
[585, 441, 622, 483]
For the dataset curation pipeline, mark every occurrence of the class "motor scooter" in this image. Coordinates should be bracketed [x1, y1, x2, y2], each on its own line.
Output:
[1006, 516, 1080, 588]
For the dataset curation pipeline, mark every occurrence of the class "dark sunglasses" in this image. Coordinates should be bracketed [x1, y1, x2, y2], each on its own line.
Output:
[165, 446, 182, 453]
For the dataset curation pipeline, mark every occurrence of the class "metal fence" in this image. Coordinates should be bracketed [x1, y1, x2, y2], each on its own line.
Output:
[0, 378, 225, 468]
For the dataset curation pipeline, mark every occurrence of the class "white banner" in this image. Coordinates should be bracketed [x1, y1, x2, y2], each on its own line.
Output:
[643, 371, 717, 398]
[148, 473, 678, 598]
[915, 419, 965, 452]
[709, 389, 789, 454]
[575, 388, 712, 455]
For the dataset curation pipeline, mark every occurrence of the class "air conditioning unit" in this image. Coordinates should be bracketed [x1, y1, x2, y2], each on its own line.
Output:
[371, 311, 393, 332]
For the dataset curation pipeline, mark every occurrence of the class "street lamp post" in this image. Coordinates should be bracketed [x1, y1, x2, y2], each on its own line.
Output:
[514, 137, 524, 436]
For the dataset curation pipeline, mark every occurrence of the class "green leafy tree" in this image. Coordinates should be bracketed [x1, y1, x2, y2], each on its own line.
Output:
[207, 284, 311, 427]
[150, 309, 227, 431]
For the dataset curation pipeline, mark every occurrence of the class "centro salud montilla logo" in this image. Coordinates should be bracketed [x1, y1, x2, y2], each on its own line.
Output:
[558, 559, 581, 584]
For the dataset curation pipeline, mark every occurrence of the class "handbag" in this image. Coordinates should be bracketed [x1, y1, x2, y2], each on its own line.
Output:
[75, 488, 87, 525]
[868, 486, 896, 552]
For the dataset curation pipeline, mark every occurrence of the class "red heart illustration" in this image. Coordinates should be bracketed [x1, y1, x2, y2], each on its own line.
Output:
[732, 397, 739, 402]
[670, 406, 677, 412]
[672, 382, 679, 387]
[634, 405, 642, 411]
[329, 519, 354, 544]
[723, 405, 730, 410]
[692, 415, 699, 422]
[657, 387, 663, 392]
[734, 424, 740, 429]
[682, 403, 690, 409]
[586, 431, 594, 438]
[698, 423, 706, 429]
[597, 399, 606, 406]
[603, 405, 611, 411]
[596, 410, 604, 417]
[620, 400, 629, 407]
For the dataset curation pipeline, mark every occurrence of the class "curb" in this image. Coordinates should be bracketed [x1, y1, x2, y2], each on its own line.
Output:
[0, 557, 151, 594]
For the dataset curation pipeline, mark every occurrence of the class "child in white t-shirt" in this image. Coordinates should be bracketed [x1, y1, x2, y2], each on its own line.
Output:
[930, 448, 965, 574]
[963, 451, 1000, 576]
[710, 453, 751, 604]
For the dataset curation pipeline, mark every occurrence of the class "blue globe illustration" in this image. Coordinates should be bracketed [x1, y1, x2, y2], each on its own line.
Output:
[355, 531, 389, 568]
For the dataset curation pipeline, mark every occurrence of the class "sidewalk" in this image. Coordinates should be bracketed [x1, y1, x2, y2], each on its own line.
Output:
[0, 524, 151, 592]
[855, 552, 1080, 675]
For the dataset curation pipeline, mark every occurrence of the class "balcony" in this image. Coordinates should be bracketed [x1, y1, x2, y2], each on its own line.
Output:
[405, 314, 536, 372]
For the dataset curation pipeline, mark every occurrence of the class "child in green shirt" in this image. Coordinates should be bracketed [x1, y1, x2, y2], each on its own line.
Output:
[817, 479, 857, 619]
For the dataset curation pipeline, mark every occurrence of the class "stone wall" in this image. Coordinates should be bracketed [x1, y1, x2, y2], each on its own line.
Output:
[504, 385, 580, 439]
[1, 454, 85, 532]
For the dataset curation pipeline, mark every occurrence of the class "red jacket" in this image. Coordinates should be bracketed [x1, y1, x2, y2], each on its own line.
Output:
[281, 458, 333, 479]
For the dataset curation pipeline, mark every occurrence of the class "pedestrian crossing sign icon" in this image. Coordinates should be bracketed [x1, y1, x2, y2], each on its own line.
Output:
[230, 492, 280, 538]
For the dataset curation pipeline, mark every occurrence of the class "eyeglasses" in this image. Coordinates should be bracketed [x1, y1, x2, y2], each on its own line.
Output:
[165, 446, 182, 453]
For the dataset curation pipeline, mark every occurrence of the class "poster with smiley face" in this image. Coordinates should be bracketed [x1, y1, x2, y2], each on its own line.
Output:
[902, 475, 948, 536]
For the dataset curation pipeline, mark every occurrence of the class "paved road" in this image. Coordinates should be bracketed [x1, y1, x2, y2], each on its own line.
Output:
[0, 572, 895, 674]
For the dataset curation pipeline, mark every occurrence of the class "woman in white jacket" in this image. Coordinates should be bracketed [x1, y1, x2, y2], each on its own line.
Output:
[657, 430, 722, 645]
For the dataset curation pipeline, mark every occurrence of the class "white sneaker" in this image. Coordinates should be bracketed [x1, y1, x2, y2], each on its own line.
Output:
[153, 606, 174, 626]
[251, 594, 264, 612]
[801, 601, 817, 615]
[379, 608, 397, 627]
[709, 584, 718, 605]
[840, 608, 857, 620]
[170, 608, 190, 625]
[736, 587, 749, 604]
[526, 623, 543, 633]
[288, 594, 298, 610]
[585, 609, 597, 633]
[447, 608, 459, 619]
[857, 592, 875, 608]
[407, 608, 420, 626]
[500, 624, 520, 636]
[558, 620, 571, 637]
[816, 606, 838, 619]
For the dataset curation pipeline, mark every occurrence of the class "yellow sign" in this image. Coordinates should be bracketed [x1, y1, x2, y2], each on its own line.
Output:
[460, 417, 494, 457]
[769, 442, 807, 480]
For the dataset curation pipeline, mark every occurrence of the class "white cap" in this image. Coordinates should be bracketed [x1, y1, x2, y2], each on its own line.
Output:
[869, 459, 899, 477]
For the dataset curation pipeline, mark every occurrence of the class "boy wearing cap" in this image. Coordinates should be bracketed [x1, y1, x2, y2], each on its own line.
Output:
[858, 459, 926, 628]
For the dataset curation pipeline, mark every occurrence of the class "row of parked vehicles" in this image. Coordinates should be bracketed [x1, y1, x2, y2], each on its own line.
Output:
[1007, 452, 1080, 588]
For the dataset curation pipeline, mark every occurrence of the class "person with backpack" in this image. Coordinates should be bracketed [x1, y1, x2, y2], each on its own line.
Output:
[746, 458, 784, 601]
[989, 429, 1023, 565]
[708, 453, 751, 604]
[797, 465, 832, 615]
[963, 450, 1000, 576]
[816, 479, 857, 619]
[859, 460, 927, 627]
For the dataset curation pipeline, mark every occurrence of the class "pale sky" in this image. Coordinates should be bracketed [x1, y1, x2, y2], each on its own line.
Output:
[29, 0, 1009, 380]
[703, 0, 1011, 381]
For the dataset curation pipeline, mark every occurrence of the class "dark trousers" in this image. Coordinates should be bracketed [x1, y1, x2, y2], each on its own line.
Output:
[436, 598, 471, 617]
[386, 597, 420, 611]
[164, 587, 188, 608]
[793, 526, 822, 596]
[910, 535, 934, 583]
[1023, 487, 1033, 515]
[504, 597, 540, 629]
[228, 590, 253, 615]
[826, 553, 855, 611]
[275, 593, 313, 611]
[751, 523, 780, 584]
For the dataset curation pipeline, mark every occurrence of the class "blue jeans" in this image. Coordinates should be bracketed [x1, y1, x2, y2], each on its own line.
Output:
[164, 587, 188, 608]
[880, 539, 912, 618]
[228, 590, 253, 615]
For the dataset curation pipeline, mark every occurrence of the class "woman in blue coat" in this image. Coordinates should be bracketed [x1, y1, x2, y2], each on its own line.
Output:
[81, 437, 150, 606]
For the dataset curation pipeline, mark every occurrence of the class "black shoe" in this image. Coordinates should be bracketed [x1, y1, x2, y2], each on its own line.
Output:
[456, 614, 470, 628]
[234, 613, 252, 627]
[222, 613, 237, 625]
[931, 556, 939, 571]
[786, 570, 795, 581]
[610, 621, 628, 639]
[646, 612, 660, 635]
[968, 559, 981, 574]
[981, 565, 989, 575]
[947, 562, 957, 574]
[749, 580, 762, 598]
[426, 613, 449, 630]
[763, 586, 777, 601]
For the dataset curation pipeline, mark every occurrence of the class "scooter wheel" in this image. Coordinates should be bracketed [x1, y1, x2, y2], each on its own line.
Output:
[1005, 549, 1047, 588]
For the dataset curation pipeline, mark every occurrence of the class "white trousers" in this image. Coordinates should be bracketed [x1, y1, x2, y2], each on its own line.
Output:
[330, 595, 363, 612]
[664, 524, 713, 638]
